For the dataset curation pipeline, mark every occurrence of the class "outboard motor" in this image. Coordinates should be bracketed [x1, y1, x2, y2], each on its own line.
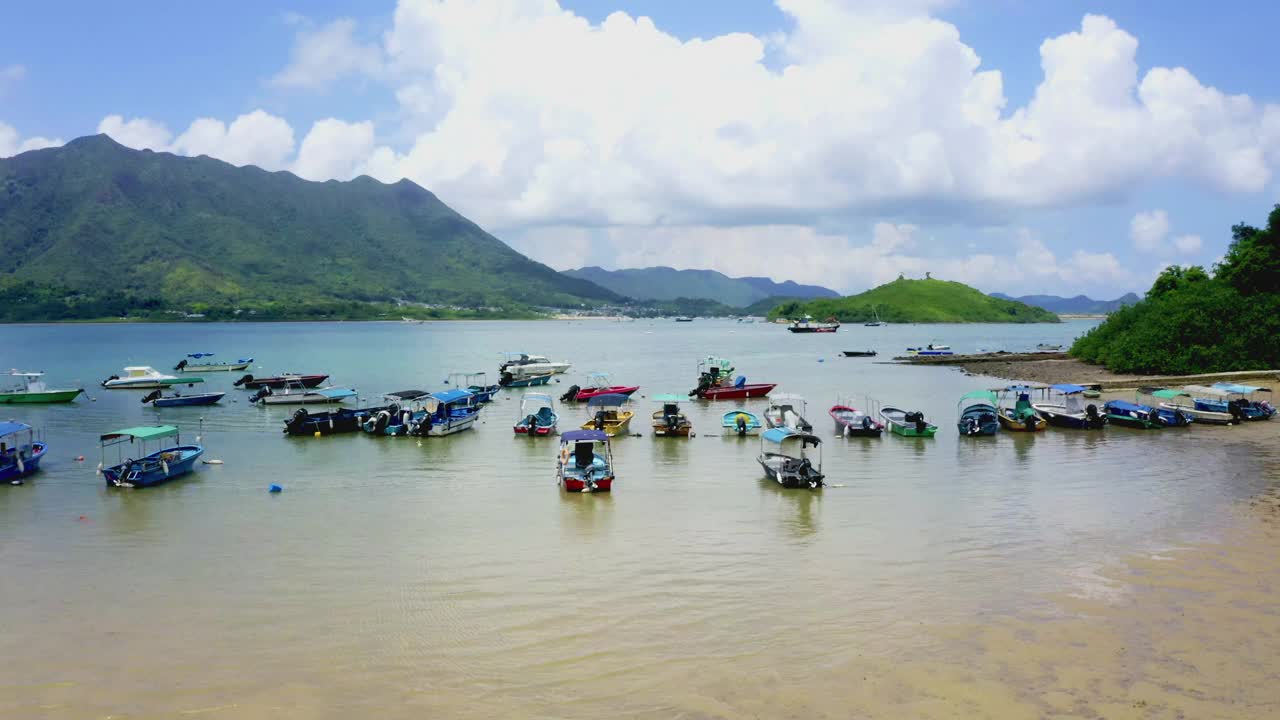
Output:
[1228, 399, 1247, 423]
[1024, 415, 1037, 432]
[234, 374, 254, 388]
[286, 408, 309, 433]
[101, 374, 119, 387]
[250, 387, 272, 403]
[141, 390, 162, 404]
[560, 385, 581, 403]
[373, 410, 391, 434]
[174, 359, 188, 371]
[523, 414, 538, 430]
[594, 412, 606, 431]
[735, 413, 749, 436]
[1085, 403, 1103, 427]
[910, 413, 928, 434]
[861, 415, 873, 430]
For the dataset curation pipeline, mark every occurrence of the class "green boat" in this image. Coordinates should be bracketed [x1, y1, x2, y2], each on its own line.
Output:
[0, 372, 84, 404]
[880, 406, 938, 437]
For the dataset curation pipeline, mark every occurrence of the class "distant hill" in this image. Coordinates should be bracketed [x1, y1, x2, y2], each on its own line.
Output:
[741, 295, 811, 316]
[0, 135, 619, 320]
[562, 266, 838, 307]
[989, 292, 1140, 314]
[768, 278, 1060, 323]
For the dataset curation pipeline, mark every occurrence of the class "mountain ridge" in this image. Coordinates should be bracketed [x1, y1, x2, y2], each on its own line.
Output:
[562, 265, 838, 307]
[768, 278, 1060, 323]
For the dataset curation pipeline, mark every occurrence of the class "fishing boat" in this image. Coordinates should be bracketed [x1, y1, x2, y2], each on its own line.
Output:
[829, 399, 884, 437]
[1183, 385, 1255, 423]
[674, 317, 694, 322]
[651, 395, 693, 437]
[556, 429, 615, 493]
[758, 427, 825, 489]
[1209, 383, 1276, 420]
[1031, 384, 1106, 429]
[906, 345, 954, 356]
[0, 371, 83, 403]
[514, 393, 558, 436]
[1140, 387, 1228, 425]
[996, 385, 1047, 432]
[880, 407, 937, 437]
[841, 350, 877, 358]
[99, 426, 203, 488]
[788, 315, 840, 333]
[141, 390, 225, 407]
[688, 356, 775, 400]
[864, 307, 886, 327]
[0, 422, 46, 484]
[722, 409, 763, 436]
[233, 373, 329, 390]
[102, 366, 203, 390]
[362, 391, 432, 436]
[502, 372, 553, 388]
[251, 380, 356, 406]
[284, 406, 384, 436]
[499, 352, 572, 380]
[173, 354, 254, 372]
[562, 373, 640, 403]
[580, 393, 634, 437]
[957, 390, 1000, 436]
[1103, 400, 1164, 429]
[763, 393, 813, 432]
[448, 372, 499, 403]
[1035, 344, 1063, 352]
[418, 389, 481, 436]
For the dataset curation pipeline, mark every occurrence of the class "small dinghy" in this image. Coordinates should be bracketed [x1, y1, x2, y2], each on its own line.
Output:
[141, 390, 225, 407]
[174, 354, 253, 372]
[234, 373, 328, 390]
[557, 430, 615, 493]
[880, 407, 937, 437]
[841, 350, 877, 358]
[758, 428, 824, 489]
[251, 381, 356, 406]
[689, 357, 776, 400]
[363, 391, 432, 436]
[1032, 384, 1106, 429]
[0, 422, 46, 484]
[722, 410, 762, 436]
[502, 372, 553, 388]
[830, 399, 884, 437]
[103, 366, 203, 390]
[651, 395, 693, 437]
[580, 393, 634, 437]
[1104, 400, 1164, 429]
[285, 407, 383, 436]
[99, 426, 203, 488]
[997, 385, 1047, 432]
[957, 390, 1000, 436]
[565, 373, 640, 402]
[763, 394, 813, 432]
[514, 393, 558, 436]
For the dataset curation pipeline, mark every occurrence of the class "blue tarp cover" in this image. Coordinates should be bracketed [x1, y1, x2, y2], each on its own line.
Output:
[431, 389, 475, 404]
[0, 421, 32, 437]
[561, 429, 608, 442]
[1050, 383, 1086, 394]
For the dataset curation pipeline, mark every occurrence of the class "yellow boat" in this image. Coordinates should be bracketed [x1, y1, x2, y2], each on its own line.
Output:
[580, 393, 634, 437]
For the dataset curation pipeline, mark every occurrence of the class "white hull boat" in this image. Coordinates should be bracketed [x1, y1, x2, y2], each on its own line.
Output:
[102, 366, 203, 390]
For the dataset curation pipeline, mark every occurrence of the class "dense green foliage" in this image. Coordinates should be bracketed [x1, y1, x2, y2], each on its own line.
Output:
[767, 278, 1060, 323]
[740, 295, 813, 316]
[563, 266, 837, 307]
[0, 135, 619, 321]
[1071, 206, 1280, 374]
[989, 292, 1140, 314]
[623, 296, 738, 318]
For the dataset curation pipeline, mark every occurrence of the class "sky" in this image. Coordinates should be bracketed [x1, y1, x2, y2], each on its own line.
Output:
[3, 0, 1279, 298]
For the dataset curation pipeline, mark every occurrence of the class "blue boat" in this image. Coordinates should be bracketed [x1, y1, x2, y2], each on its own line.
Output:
[363, 391, 432, 436]
[141, 390, 225, 407]
[99, 426, 203, 488]
[722, 409, 762, 436]
[503, 373, 553, 388]
[957, 390, 1000, 436]
[1103, 400, 1163, 429]
[514, 393, 558, 436]
[449, 372, 499, 403]
[1204, 383, 1276, 420]
[417, 389, 480, 437]
[1032, 384, 1106, 429]
[0, 422, 46, 484]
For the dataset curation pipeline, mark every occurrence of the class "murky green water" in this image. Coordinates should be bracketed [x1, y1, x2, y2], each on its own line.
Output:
[1, 319, 1275, 718]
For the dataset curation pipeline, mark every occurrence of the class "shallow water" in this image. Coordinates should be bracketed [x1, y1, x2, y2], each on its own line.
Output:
[1, 319, 1277, 718]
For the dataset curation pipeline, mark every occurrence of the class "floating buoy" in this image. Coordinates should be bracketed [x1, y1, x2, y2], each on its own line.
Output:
[269, 484, 283, 493]
[77, 515, 88, 522]
[202, 459, 223, 465]
[314, 431, 322, 438]
[9, 479, 21, 486]
[818, 358, 825, 363]
[74, 455, 85, 462]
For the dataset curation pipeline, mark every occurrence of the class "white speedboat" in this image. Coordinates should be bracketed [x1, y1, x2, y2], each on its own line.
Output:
[251, 380, 356, 406]
[499, 352, 571, 379]
[763, 393, 813, 432]
[102, 366, 203, 390]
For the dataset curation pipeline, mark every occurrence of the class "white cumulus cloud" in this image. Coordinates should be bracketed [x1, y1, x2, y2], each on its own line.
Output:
[1130, 210, 1170, 252]
[294, 119, 377, 180]
[1172, 234, 1203, 254]
[0, 121, 62, 158]
[271, 18, 385, 90]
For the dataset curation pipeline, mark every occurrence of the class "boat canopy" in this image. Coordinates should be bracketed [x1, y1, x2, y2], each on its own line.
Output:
[561, 429, 608, 443]
[1050, 383, 1086, 394]
[431, 389, 474, 405]
[521, 393, 554, 405]
[6, 370, 44, 377]
[1212, 382, 1270, 394]
[1106, 400, 1151, 413]
[100, 425, 179, 443]
[1143, 388, 1188, 400]
[384, 389, 431, 401]
[651, 394, 685, 403]
[762, 427, 821, 446]
[314, 388, 357, 400]
[587, 393, 630, 408]
[958, 390, 998, 408]
[1184, 384, 1233, 397]
[187, 353, 215, 358]
[0, 421, 32, 437]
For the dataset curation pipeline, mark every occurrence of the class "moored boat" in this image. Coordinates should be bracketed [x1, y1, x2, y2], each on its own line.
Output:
[499, 352, 572, 380]
[1182, 385, 1252, 423]
[1208, 383, 1275, 420]
[0, 371, 84, 404]
[449, 372, 499, 403]
[996, 385, 1047, 432]
[580, 393, 634, 437]
[174, 354, 254, 372]
[362, 391, 431, 436]
[141, 390, 225, 407]
[285, 406, 384, 436]
[557, 430, 615, 493]
[514, 393, 558, 436]
[562, 373, 640, 403]
[722, 409, 763, 436]
[99, 425, 203, 488]
[1140, 388, 1222, 425]
[0, 422, 46, 484]
[688, 357, 774, 400]
[1103, 400, 1164, 429]
[829, 399, 884, 437]
[906, 345, 954, 356]
[251, 381, 356, 405]
[957, 390, 1000, 436]
[1032, 384, 1106, 429]
[787, 315, 840, 333]
[419, 389, 481, 436]
[502, 372, 553, 388]
[763, 393, 813, 432]
[102, 366, 203, 390]
[841, 350, 877, 358]
[651, 395, 693, 437]
[758, 427, 825, 489]
[1035, 344, 1063, 352]
[234, 373, 329, 390]
[864, 307, 886, 327]
[880, 407, 937, 437]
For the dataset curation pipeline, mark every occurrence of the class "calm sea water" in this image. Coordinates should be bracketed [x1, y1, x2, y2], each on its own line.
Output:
[0, 319, 1272, 718]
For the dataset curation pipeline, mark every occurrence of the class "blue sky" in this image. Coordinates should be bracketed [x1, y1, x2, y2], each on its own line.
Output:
[3, 0, 1279, 297]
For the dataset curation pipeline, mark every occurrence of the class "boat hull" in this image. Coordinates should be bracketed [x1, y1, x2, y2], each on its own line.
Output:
[0, 441, 45, 482]
[560, 475, 614, 493]
[1160, 402, 1232, 425]
[997, 411, 1047, 433]
[103, 445, 203, 487]
[513, 423, 555, 436]
[788, 326, 839, 333]
[0, 389, 83, 404]
[285, 407, 381, 436]
[259, 393, 350, 405]
[880, 408, 937, 437]
[841, 351, 877, 357]
[580, 413, 633, 437]
[1032, 404, 1106, 429]
[575, 386, 640, 401]
[150, 392, 225, 407]
[696, 383, 776, 400]
[103, 378, 196, 389]
[502, 374, 552, 388]
[180, 362, 251, 372]
[652, 423, 692, 437]
[758, 454, 824, 488]
[426, 414, 478, 436]
[237, 375, 328, 390]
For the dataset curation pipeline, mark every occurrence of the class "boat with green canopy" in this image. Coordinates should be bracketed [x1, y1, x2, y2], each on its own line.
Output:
[99, 425, 203, 488]
[0, 371, 84, 404]
[956, 390, 999, 436]
[1141, 387, 1231, 425]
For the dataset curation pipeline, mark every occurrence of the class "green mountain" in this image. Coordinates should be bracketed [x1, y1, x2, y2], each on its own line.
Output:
[0, 135, 619, 320]
[990, 292, 1141, 314]
[562, 266, 838, 307]
[767, 278, 1060, 323]
[1072, 205, 1280, 374]
[741, 295, 812, 316]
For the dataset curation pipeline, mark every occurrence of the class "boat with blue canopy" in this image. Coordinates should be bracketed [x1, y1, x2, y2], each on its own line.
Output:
[449, 372, 499, 403]
[1206, 383, 1275, 420]
[722, 409, 762, 436]
[99, 425, 203, 488]
[1103, 400, 1164, 429]
[580, 393, 634, 437]
[363, 391, 432, 436]
[957, 390, 1000, 436]
[997, 385, 1047, 432]
[758, 427, 825, 489]
[514, 393, 558, 436]
[1032, 384, 1106, 429]
[0, 422, 46, 484]
[557, 429, 614, 493]
[1137, 388, 1212, 426]
[419, 388, 480, 436]
[174, 354, 254, 372]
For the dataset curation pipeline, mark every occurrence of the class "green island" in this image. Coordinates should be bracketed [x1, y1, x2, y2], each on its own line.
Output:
[1071, 205, 1280, 374]
[767, 278, 1061, 324]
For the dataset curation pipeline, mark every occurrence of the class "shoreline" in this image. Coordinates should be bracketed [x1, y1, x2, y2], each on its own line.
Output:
[898, 352, 1280, 390]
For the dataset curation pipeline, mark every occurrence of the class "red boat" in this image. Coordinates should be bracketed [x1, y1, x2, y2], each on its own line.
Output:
[560, 373, 639, 403]
[696, 382, 777, 400]
[688, 356, 775, 400]
[234, 373, 329, 390]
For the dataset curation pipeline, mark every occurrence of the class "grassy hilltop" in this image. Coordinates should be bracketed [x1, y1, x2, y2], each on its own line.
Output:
[768, 278, 1060, 323]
